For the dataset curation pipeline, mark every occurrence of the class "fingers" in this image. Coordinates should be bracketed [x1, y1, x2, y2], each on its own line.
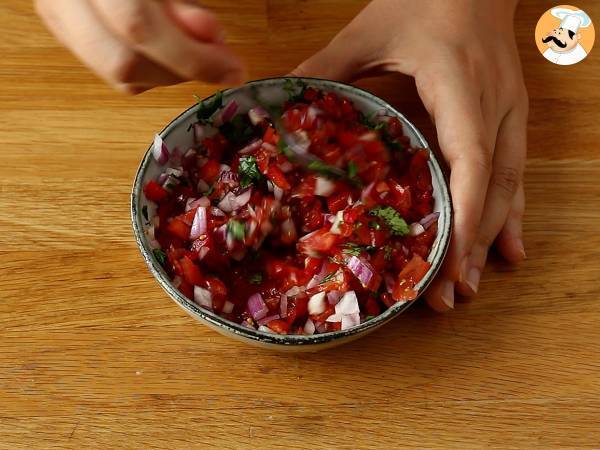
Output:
[457, 106, 527, 296]
[36, 0, 182, 93]
[290, 39, 360, 82]
[495, 182, 526, 263]
[164, 0, 223, 43]
[90, 0, 245, 84]
[416, 69, 493, 311]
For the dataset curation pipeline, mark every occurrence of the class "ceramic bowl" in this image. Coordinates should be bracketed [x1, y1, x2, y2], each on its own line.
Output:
[131, 77, 452, 351]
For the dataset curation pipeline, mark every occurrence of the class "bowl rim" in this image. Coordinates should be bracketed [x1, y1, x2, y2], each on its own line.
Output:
[131, 76, 452, 346]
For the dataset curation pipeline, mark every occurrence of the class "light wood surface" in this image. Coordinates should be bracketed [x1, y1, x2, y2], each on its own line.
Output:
[1, 1, 600, 448]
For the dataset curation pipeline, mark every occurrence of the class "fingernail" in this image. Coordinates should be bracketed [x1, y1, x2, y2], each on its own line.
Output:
[441, 280, 454, 310]
[516, 238, 526, 260]
[466, 267, 481, 294]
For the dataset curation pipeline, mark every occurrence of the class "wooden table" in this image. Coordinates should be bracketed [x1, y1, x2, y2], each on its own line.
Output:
[1, 1, 599, 448]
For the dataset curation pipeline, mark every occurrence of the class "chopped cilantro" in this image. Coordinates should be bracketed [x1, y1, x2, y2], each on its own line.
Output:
[348, 160, 358, 179]
[195, 91, 223, 122]
[319, 271, 336, 285]
[205, 184, 215, 197]
[365, 315, 375, 321]
[227, 219, 245, 241]
[152, 249, 167, 266]
[277, 140, 295, 160]
[249, 273, 263, 284]
[369, 206, 410, 236]
[307, 159, 342, 179]
[368, 220, 381, 230]
[283, 78, 308, 102]
[238, 156, 262, 188]
[142, 205, 149, 221]
[220, 114, 254, 145]
[384, 245, 393, 261]
[342, 246, 362, 257]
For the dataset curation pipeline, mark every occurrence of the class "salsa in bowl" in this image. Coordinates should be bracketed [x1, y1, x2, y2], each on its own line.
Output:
[132, 78, 451, 350]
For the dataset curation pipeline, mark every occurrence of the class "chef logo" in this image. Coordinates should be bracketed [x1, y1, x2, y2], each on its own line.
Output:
[535, 5, 594, 65]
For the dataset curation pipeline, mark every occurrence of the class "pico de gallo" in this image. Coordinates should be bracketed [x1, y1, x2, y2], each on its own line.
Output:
[142, 81, 439, 335]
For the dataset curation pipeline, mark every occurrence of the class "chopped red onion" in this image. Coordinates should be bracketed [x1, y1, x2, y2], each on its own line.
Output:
[384, 273, 395, 294]
[308, 292, 327, 315]
[190, 206, 207, 239]
[335, 291, 360, 315]
[315, 177, 335, 196]
[273, 185, 284, 201]
[258, 325, 272, 332]
[257, 314, 280, 326]
[194, 123, 208, 144]
[327, 290, 342, 305]
[341, 312, 361, 330]
[359, 131, 378, 142]
[361, 182, 375, 203]
[198, 247, 209, 261]
[326, 313, 342, 323]
[280, 161, 293, 173]
[218, 188, 252, 213]
[247, 293, 268, 321]
[262, 142, 277, 154]
[215, 99, 238, 125]
[346, 256, 374, 288]
[248, 106, 269, 125]
[222, 300, 234, 314]
[419, 212, 440, 230]
[239, 138, 263, 155]
[315, 322, 328, 333]
[157, 172, 169, 185]
[306, 262, 329, 289]
[285, 286, 303, 297]
[281, 218, 296, 240]
[409, 222, 426, 237]
[330, 210, 345, 235]
[219, 164, 231, 175]
[306, 105, 322, 123]
[278, 295, 288, 318]
[193, 286, 212, 309]
[219, 170, 240, 187]
[304, 318, 316, 335]
[210, 206, 225, 217]
[152, 134, 170, 165]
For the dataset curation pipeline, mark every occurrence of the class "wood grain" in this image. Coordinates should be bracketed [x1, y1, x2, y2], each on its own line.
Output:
[1, 1, 600, 448]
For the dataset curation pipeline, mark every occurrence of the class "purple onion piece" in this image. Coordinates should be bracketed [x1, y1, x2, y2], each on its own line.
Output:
[247, 293, 268, 321]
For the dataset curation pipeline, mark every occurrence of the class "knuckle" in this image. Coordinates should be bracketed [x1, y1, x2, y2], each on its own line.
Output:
[107, 51, 142, 84]
[115, 1, 151, 44]
[491, 166, 521, 199]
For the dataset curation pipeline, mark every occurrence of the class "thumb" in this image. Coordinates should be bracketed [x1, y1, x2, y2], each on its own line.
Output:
[290, 40, 362, 82]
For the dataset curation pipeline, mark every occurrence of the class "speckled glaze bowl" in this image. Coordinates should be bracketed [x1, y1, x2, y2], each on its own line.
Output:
[131, 77, 452, 351]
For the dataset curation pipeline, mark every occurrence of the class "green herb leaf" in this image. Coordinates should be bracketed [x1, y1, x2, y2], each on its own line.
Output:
[219, 114, 254, 145]
[319, 271, 337, 285]
[369, 206, 410, 236]
[365, 315, 375, 321]
[249, 273, 263, 284]
[307, 159, 342, 179]
[238, 156, 262, 188]
[205, 184, 215, 197]
[152, 249, 167, 266]
[142, 205, 149, 221]
[348, 161, 358, 179]
[195, 91, 223, 122]
[342, 247, 362, 257]
[227, 219, 245, 241]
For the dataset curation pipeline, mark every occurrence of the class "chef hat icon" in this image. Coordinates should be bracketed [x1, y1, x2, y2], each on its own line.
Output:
[551, 7, 592, 34]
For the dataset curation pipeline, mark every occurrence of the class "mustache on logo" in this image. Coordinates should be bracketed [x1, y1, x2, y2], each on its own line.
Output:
[542, 35, 567, 48]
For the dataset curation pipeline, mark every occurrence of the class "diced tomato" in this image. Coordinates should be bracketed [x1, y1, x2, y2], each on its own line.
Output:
[166, 219, 191, 240]
[202, 134, 228, 160]
[327, 191, 351, 214]
[305, 257, 323, 277]
[178, 280, 194, 300]
[386, 116, 404, 138]
[303, 87, 318, 101]
[337, 130, 359, 149]
[392, 254, 431, 301]
[263, 126, 279, 145]
[144, 181, 168, 202]
[266, 163, 291, 190]
[268, 319, 290, 334]
[199, 158, 220, 184]
[297, 228, 338, 256]
[180, 256, 204, 286]
[365, 296, 381, 316]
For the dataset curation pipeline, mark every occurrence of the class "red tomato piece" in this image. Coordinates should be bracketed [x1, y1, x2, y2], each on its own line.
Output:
[199, 159, 220, 184]
[166, 219, 191, 240]
[392, 254, 431, 302]
[181, 256, 204, 286]
[268, 319, 290, 334]
[144, 181, 168, 202]
[266, 163, 291, 190]
[297, 228, 338, 256]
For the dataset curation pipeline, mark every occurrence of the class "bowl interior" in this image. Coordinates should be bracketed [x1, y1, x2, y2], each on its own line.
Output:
[132, 77, 452, 346]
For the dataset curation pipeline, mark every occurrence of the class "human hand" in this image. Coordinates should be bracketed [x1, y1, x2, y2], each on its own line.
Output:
[36, 0, 246, 93]
[292, 0, 528, 311]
